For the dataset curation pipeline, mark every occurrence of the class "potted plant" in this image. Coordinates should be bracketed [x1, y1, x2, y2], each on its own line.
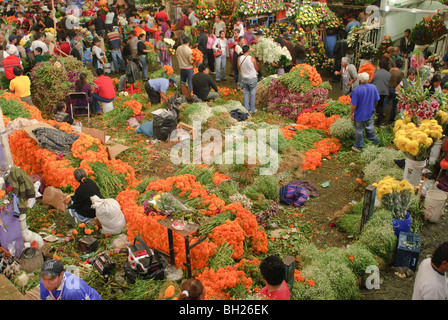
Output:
[373, 177, 414, 237]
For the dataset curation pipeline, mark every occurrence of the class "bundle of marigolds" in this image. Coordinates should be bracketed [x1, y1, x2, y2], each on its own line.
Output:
[393, 118, 443, 161]
[373, 177, 414, 220]
[191, 48, 204, 64]
[116, 174, 268, 271]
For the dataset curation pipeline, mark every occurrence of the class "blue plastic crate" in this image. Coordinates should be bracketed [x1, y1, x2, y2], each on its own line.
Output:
[394, 232, 421, 272]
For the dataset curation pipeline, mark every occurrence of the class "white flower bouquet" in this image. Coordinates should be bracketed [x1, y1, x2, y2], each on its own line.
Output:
[251, 37, 292, 66]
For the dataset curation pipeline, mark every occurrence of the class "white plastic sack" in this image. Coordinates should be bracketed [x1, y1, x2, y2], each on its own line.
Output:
[90, 195, 126, 235]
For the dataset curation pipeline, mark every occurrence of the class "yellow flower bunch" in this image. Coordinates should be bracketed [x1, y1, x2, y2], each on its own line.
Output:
[373, 177, 414, 220]
[435, 110, 448, 127]
[373, 176, 414, 199]
[393, 119, 443, 159]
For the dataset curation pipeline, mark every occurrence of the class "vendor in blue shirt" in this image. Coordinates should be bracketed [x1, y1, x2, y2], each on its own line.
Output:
[144, 77, 177, 105]
[350, 72, 380, 153]
[40, 260, 102, 300]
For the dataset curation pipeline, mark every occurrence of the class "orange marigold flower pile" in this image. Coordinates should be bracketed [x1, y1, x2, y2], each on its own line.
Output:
[338, 95, 351, 105]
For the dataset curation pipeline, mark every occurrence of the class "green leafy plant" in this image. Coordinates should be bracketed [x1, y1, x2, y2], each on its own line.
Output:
[30, 56, 94, 115]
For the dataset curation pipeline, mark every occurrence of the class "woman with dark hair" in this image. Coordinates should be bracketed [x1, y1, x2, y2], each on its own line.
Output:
[429, 74, 443, 95]
[72, 72, 92, 113]
[63, 168, 103, 226]
[177, 278, 205, 300]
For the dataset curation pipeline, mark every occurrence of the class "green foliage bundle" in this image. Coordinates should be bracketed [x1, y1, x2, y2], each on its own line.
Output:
[30, 56, 94, 114]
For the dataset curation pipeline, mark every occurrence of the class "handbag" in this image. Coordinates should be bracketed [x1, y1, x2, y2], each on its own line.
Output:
[213, 40, 222, 58]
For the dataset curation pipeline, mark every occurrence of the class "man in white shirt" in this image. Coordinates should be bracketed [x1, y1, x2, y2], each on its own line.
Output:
[187, 6, 199, 27]
[30, 32, 49, 54]
[412, 242, 448, 300]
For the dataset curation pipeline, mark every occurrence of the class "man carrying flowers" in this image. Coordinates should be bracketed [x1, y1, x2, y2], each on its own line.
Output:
[350, 72, 380, 152]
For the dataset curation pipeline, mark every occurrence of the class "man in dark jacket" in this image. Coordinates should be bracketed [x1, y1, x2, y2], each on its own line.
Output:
[118, 55, 141, 92]
[332, 30, 348, 82]
[192, 64, 219, 101]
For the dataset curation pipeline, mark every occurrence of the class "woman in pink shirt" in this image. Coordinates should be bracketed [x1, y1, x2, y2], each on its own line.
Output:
[206, 29, 217, 73]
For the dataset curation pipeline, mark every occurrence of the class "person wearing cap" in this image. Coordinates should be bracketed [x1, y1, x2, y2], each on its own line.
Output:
[350, 72, 380, 152]
[3, 46, 22, 80]
[144, 76, 177, 105]
[192, 64, 219, 101]
[40, 259, 102, 300]
[4, 35, 19, 58]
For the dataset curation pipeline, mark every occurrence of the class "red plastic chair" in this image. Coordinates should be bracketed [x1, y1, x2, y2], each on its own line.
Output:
[124, 79, 141, 95]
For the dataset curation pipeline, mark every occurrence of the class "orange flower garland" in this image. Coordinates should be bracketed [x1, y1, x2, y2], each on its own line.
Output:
[302, 137, 341, 171]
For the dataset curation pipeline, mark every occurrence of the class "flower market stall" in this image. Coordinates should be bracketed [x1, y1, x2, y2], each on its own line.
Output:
[2, 0, 448, 305]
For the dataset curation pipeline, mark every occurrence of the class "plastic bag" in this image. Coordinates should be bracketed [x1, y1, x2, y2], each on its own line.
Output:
[152, 108, 178, 141]
[90, 196, 127, 235]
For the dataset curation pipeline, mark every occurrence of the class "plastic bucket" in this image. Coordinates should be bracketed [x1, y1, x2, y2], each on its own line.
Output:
[428, 139, 443, 165]
[423, 190, 447, 222]
[392, 212, 412, 238]
[403, 158, 426, 186]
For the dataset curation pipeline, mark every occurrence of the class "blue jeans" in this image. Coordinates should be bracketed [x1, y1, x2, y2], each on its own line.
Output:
[241, 77, 257, 113]
[110, 49, 126, 72]
[180, 68, 194, 92]
[139, 55, 148, 80]
[92, 93, 114, 113]
[215, 54, 226, 81]
[353, 117, 379, 150]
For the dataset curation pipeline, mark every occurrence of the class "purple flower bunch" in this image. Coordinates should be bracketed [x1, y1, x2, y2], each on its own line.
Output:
[397, 97, 439, 121]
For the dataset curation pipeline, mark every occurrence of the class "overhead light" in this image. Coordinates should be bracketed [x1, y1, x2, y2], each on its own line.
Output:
[385, 5, 390, 11]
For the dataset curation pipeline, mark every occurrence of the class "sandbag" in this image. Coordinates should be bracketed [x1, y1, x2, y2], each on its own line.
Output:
[90, 195, 126, 235]
[42, 186, 67, 212]
[152, 108, 178, 141]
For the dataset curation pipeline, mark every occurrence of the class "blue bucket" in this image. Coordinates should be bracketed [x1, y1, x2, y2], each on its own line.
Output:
[392, 212, 412, 238]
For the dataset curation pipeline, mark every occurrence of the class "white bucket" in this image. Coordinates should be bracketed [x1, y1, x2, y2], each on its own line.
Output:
[428, 139, 443, 165]
[102, 101, 114, 113]
[423, 190, 447, 222]
[403, 158, 426, 186]
[104, 63, 112, 74]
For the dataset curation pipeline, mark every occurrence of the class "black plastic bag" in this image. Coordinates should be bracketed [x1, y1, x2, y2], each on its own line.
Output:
[152, 108, 178, 141]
